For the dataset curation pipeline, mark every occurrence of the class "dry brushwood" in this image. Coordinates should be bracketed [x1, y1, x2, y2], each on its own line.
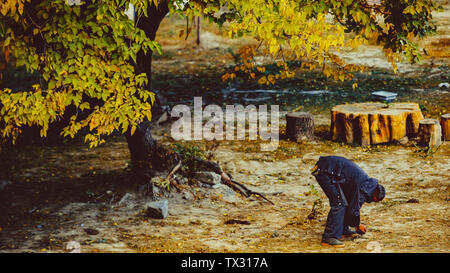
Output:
[190, 157, 274, 205]
[166, 160, 183, 191]
[151, 144, 274, 204]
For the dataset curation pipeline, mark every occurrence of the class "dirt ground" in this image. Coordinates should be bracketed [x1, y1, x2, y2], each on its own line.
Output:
[0, 3, 449, 253]
[0, 114, 448, 253]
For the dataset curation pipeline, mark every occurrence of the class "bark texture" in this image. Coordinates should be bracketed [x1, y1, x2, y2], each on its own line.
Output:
[440, 113, 450, 141]
[418, 119, 442, 147]
[125, 2, 170, 184]
[331, 103, 423, 146]
[285, 112, 314, 142]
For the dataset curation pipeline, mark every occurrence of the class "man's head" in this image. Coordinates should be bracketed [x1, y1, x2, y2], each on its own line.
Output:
[372, 184, 385, 202]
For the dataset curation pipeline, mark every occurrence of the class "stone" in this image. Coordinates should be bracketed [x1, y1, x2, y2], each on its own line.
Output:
[438, 82, 449, 89]
[146, 199, 169, 219]
[117, 193, 137, 207]
[225, 162, 236, 174]
[156, 110, 170, 125]
[174, 174, 188, 184]
[138, 182, 154, 196]
[215, 184, 240, 203]
[398, 136, 409, 145]
[182, 191, 193, 200]
[194, 171, 222, 185]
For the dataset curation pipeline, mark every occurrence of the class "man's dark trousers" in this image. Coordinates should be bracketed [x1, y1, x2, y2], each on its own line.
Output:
[314, 172, 348, 239]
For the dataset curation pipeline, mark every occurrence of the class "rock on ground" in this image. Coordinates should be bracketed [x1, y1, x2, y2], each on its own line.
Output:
[194, 171, 222, 185]
[146, 199, 169, 219]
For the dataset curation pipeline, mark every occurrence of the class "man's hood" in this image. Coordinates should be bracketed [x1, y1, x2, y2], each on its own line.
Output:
[360, 178, 379, 203]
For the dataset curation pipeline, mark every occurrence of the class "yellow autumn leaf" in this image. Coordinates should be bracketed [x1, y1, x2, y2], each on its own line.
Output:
[130, 125, 137, 135]
[258, 76, 267, 85]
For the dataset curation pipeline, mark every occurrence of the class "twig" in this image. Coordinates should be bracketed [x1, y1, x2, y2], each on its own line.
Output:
[166, 160, 183, 192]
[94, 194, 105, 201]
[221, 172, 275, 205]
[166, 160, 182, 180]
[190, 156, 274, 205]
[109, 193, 116, 204]
[167, 154, 274, 204]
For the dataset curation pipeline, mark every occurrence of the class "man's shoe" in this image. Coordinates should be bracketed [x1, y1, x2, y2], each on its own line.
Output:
[320, 237, 345, 248]
[341, 231, 360, 239]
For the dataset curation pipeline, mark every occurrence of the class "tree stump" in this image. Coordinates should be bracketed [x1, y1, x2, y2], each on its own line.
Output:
[418, 119, 442, 147]
[331, 102, 423, 146]
[285, 112, 314, 142]
[440, 113, 450, 141]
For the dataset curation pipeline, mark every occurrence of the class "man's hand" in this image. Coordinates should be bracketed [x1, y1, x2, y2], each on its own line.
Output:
[311, 164, 319, 175]
[356, 224, 366, 235]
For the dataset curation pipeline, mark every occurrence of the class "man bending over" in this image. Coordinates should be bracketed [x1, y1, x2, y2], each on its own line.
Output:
[311, 156, 385, 247]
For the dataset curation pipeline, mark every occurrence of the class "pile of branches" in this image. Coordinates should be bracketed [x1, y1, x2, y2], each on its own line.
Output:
[149, 143, 274, 205]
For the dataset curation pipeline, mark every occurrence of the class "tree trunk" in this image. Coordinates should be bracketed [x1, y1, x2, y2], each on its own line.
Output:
[134, 2, 169, 87]
[196, 16, 200, 46]
[125, 2, 170, 187]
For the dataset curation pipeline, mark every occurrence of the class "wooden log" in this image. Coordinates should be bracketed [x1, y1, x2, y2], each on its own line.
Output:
[285, 112, 314, 142]
[331, 103, 423, 146]
[418, 118, 442, 147]
[440, 113, 450, 141]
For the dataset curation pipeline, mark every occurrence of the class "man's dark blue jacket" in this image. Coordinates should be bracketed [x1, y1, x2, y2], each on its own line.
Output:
[315, 156, 380, 227]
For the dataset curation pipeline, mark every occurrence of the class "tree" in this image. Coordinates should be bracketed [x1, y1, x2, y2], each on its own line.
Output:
[0, 0, 442, 186]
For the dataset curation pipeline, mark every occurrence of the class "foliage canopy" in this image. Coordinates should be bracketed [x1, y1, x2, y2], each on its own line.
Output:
[0, 0, 442, 146]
